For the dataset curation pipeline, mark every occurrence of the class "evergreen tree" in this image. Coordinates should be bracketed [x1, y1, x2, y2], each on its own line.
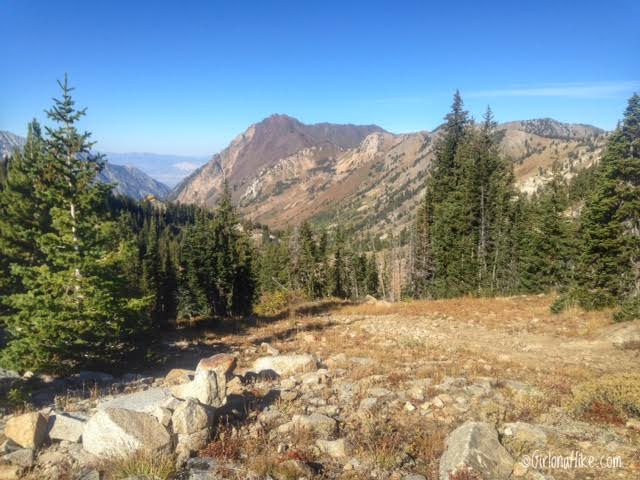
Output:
[329, 226, 349, 298]
[563, 93, 640, 319]
[0, 77, 151, 373]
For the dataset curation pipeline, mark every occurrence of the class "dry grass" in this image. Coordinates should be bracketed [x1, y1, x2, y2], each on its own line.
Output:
[337, 294, 613, 337]
[99, 449, 176, 480]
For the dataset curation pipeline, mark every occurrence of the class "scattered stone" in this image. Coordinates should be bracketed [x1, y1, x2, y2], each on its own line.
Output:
[280, 390, 298, 402]
[82, 408, 171, 457]
[196, 353, 236, 377]
[5, 412, 48, 449]
[47, 412, 86, 443]
[316, 438, 350, 458]
[2, 448, 34, 468]
[252, 354, 317, 376]
[289, 413, 337, 439]
[368, 387, 393, 397]
[404, 475, 427, 480]
[439, 421, 514, 480]
[172, 399, 211, 434]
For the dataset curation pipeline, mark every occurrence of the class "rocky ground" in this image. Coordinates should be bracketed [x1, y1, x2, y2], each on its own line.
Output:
[0, 295, 639, 480]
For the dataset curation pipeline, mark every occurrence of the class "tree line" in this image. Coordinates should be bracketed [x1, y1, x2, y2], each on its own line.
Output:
[408, 91, 639, 321]
[0, 79, 637, 374]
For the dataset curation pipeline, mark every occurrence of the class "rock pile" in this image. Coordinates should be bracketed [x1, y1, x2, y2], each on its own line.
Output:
[0, 353, 236, 479]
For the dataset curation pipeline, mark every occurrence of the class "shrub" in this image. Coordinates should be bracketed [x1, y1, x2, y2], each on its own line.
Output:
[613, 296, 640, 322]
[254, 290, 306, 317]
[571, 373, 640, 421]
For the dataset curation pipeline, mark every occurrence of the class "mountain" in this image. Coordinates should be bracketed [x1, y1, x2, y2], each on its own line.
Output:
[104, 152, 208, 187]
[0, 131, 170, 200]
[169, 114, 385, 206]
[172, 116, 608, 234]
[0, 131, 26, 158]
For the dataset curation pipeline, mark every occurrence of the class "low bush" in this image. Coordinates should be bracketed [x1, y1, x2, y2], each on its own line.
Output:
[571, 373, 640, 421]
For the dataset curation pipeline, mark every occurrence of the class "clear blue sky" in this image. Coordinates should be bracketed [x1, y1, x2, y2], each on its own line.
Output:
[2, 0, 639, 156]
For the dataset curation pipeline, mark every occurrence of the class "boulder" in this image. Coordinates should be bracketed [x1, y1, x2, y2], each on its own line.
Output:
[4, 412, 48, 449]
[170, 353, 236, 408]
[151, 406, 173, 427]
[47, 412, 87, 443]
[316, 438, 350, 458]
[98, 387, 176, 413]
[439, 421, 514, 480]
[82, 408, 170, 457]
[172, 399, 211, 434]
[252, 354, 317, 377]
[261, 342, 280, 355]
[499, 422, 547, 457]
[196, 353, 236, 377]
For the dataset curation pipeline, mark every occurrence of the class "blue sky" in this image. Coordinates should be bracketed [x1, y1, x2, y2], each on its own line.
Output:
[2, 0, 639, 158]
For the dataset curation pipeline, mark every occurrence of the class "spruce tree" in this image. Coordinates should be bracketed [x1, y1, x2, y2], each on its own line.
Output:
[1, 77, 151, 373]
[565, 93, 640, 319]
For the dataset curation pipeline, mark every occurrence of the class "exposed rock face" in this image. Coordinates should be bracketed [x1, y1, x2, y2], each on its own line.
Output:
[252, 354, 318, 377]
[171, 114, 384, 207]
[5, 413, 48, 449]
[439, 421, 514, 480]
[82, 408, 171, 457]
[170, 114, 607, 235]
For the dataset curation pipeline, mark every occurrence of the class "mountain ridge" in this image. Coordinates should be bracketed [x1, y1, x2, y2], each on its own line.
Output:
[171, 114, 608, 234]
[0, 131, 171, 200]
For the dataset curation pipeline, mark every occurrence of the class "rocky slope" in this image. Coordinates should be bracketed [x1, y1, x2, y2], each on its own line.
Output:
[2, 296, 637, 479]
[0, 131, 170, 201]
[171, 116, 607, 233]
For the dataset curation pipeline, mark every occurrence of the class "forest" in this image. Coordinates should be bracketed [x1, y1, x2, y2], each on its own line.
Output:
[0, 79, 638, 374]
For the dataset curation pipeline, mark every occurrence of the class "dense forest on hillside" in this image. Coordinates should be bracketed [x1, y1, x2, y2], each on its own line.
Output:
[0, 79, 638, 374]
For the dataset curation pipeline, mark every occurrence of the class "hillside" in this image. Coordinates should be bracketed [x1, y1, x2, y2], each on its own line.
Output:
[171, 116, 608, 233]
[0, 131, 170, 200]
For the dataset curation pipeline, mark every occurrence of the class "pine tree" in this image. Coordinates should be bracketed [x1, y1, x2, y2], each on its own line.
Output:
[1, 77, 151, 373]
[565, 93, 640, 319]
[329, 225, 349, 298]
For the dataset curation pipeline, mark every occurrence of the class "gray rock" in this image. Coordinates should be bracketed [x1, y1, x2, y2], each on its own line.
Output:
[404, 475, 427, 480]
[439, 421, 514, 480]
[48, 412, 87, 443]
[98, 387, 176, 413]
[77, 470, 100, 480]
[82, 408, 171, 457]
[2, 448, 34, 468]
[252, 354, 317, 377]
[171, 369, 226, 408]
[316, 438, 350, 458]
[172, 399, 211, 434]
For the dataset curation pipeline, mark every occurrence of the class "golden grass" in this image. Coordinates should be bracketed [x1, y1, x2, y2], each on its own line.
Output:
[337, 294, 613, 337]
